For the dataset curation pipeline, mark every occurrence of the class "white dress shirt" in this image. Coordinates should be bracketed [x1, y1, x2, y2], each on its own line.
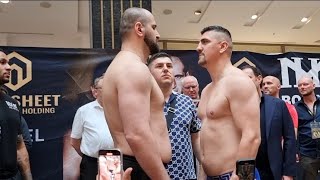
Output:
[71, 100, 114, 158]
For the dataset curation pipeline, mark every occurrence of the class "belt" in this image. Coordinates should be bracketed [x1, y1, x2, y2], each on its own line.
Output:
[82, 154, 98, 162]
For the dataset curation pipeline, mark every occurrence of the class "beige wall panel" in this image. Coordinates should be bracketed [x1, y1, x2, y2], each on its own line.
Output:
[158, 42, 164, 50]
[233, 44, 282, 54]
[160, 40, 320, 54]
[166, 42, 198, 50]
[284, 46, 320, 53]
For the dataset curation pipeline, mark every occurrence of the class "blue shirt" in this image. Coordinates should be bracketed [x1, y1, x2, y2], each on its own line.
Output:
[164, 92, 201, 180]
[295, 97, 320, 158]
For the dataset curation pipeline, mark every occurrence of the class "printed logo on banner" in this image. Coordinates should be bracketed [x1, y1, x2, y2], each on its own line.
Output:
[233, 57, 255, 68]
[5, 52, 32, 91]
[278, 57, 320, 88]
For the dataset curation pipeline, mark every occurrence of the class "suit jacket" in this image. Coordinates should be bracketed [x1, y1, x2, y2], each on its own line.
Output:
[262, 94, 296, 179]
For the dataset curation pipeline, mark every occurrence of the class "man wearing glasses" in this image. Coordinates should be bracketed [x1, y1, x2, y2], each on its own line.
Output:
[182, 75, 200, 107]
[70, 75, 114, 179]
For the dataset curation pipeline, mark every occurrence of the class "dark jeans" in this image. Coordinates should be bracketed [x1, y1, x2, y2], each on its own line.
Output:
[80, 154, 98, 180]
[123, 155, 150, 180]
[299, 155, 320, 180]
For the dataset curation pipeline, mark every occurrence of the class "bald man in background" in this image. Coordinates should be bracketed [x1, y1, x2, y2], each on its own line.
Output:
[181, 75, 202, 178]
[295, 76, 320, 179]
[262, 76, 298, 137]
[182, 76, 200, 99]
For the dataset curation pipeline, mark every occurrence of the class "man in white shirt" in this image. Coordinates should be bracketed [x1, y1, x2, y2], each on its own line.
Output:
[71, 75, 114, 179]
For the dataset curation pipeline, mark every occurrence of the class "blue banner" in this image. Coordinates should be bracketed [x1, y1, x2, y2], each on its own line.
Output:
[1, 46, 319, 179]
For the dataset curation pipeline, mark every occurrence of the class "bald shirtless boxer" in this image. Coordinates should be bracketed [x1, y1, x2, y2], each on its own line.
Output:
[196, 26, 261, 180]
[102, 7, 171, 180]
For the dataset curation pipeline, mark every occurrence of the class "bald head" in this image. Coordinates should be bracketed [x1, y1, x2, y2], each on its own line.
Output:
[182, 76, 198, 85]
[262, 76, 281, 98]
[298, 75, 314, 84]
[120, 7, 153, 41]
[182, 75, 199, 99]
[298, 75, 315, 97]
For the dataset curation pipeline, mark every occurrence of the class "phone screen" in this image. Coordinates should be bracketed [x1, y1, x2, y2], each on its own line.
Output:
[98, 149, 122, 180]
[236, 159, 255, 180]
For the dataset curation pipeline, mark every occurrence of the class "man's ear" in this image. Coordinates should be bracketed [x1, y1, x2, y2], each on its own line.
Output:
[134, 22, 144, 37]
[90, 86, 97, 98]
[257, 75, 263, 85]
[219, 41, 229, 54]
[277, 84, 281, 90]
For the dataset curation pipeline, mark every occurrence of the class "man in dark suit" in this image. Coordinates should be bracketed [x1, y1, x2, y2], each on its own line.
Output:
[241, 65, 296, 180]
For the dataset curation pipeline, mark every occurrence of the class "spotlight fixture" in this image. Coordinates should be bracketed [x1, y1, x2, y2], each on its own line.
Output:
[40, 1, 52, 8]
[301, 17, 308, 22]
[0, 0, 10, 3]
[251, 14, 258, 20]
[163, 9, 172, 15]
[194, 10, 202, 16]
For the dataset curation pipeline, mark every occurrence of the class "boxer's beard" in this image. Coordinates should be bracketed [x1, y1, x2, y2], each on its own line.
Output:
[144, 33, 159, 55]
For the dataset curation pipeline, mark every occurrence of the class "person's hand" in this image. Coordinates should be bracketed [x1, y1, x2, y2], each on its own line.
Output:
[230, 172, 239, 180]
[96, 168, 133, 180]
[123, 167, 133, 180]
[282, 176, 293, 180]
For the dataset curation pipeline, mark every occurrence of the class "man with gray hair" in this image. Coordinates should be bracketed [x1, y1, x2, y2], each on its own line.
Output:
[71, 75, 114, 179]
[182, 75, 200, 107]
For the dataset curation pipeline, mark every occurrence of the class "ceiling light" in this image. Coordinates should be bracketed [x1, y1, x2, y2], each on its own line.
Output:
[40, 1, 52, 8]
[194, 10, 202, 16]
[163, 9, 172, 15]
[301, 17, 308, 22]
[0, 0, 10, 3]
[251, 14, 258, 20]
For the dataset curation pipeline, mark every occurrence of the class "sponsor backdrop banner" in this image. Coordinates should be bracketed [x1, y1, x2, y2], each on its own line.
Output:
[1, 47, 319, 180]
